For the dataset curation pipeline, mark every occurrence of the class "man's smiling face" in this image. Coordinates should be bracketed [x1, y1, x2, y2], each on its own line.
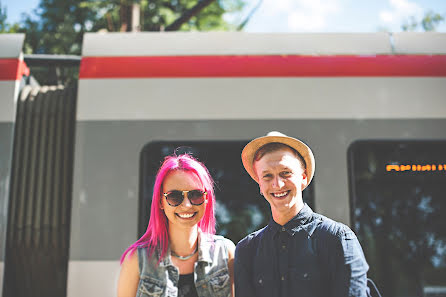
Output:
[254, 147, 308, 220]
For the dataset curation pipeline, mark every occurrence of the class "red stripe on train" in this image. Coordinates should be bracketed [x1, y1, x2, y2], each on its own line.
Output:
[0, 59, 30, 81]
[79, 55, 446, 79]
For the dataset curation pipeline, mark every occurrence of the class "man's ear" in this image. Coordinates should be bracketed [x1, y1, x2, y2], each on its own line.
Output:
[301, 169, 308, 191]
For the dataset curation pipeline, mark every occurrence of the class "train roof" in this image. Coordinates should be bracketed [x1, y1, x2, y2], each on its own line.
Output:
[81, 32, 446, 56]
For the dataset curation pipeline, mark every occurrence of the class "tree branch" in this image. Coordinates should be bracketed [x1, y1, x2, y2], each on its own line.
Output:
[237, 0, 263, 31]
[165, 0, 215, 31]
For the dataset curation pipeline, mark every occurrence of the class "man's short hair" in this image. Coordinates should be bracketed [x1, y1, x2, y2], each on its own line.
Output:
[253, 142, 306, 170]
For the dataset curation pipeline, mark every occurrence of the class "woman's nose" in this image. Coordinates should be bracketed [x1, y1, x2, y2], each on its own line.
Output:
[181, 195, 192, 207]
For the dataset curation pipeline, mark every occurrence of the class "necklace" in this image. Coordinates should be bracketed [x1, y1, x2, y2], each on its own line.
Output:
[171, 245, 198, 260]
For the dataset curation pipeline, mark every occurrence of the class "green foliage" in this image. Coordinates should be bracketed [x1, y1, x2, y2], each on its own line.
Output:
[0, 3, 6, 32]
[421, 11, 445, 31]
[401, 16, 418, 32]
[178, 0, 245, 31]
[402, 10, 445, 32]
[16, 0, 245, 55]
[3, 0, 245, 85]
[87, 0, 244, 32]
[19, 0, 95, 54]
[0, 1, 20, 32]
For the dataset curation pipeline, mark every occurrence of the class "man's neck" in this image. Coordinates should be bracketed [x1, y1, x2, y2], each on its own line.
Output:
[271, 201, 304, 226]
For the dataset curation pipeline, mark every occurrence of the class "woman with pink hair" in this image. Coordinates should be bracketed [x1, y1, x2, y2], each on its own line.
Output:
[118, 154, 235, 297]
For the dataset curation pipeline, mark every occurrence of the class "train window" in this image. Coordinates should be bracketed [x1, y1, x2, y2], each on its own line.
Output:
[139, 141, 315, 244]
[348, 140, 446, 297]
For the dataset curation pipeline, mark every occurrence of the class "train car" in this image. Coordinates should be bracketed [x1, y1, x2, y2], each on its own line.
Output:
[2, 32, 446, 297]
[0, 33, 28, 295]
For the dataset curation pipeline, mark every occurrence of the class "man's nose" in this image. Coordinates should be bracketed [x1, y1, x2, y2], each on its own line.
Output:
[272, 176, 285, 188]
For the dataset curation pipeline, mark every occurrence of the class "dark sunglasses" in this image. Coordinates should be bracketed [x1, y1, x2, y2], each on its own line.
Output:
[163, 190, 207, 207]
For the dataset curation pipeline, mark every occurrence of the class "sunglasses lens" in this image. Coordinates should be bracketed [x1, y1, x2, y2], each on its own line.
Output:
[188, 190, 205, 205]
[166, 191, 183, 206]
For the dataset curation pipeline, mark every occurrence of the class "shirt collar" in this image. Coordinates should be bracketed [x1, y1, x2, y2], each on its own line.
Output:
[267, 203, 315, 237]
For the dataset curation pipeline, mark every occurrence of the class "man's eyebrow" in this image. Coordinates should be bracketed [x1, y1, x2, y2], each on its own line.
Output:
[260, 166, 291, 174]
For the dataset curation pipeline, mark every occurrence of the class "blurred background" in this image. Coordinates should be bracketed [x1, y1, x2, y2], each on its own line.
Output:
[0, 0, 445, 85]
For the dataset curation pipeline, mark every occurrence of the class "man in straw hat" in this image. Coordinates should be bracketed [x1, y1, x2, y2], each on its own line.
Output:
[234, 131, 369, 297]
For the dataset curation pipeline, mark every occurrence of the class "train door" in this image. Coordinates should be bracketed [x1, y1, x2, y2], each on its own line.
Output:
[2, 84, 77, 297]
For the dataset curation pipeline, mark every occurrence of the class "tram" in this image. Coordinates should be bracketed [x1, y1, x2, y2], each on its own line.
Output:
[1, 32, 446, 297]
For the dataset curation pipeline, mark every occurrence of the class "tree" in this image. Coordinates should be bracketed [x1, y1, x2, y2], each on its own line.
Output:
[0, 2, 20, 33]
[85, 0, 243, 32]
[19, 0, 246, 55]
[402, 10, 445, 32]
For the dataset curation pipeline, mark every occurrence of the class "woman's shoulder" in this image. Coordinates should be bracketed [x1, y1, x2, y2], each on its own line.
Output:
[118, 251, 140, 297]
[132, 245, 163, 271]
[207, 234, 236, 259]
[120, 249, 140, 275]
[199, 233, 235, 266]
[204, 233, 235, 248]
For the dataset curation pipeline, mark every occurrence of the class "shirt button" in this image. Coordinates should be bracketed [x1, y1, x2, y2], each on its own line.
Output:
[281, 227, 286, 232]
[282, 245, 286, 250]
[259, 279, 263, 284]
[281, 276, 285, 281]
[303, 273, 309, 278]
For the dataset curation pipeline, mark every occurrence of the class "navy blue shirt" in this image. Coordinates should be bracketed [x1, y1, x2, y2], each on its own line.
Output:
[234, 204, 369, 297]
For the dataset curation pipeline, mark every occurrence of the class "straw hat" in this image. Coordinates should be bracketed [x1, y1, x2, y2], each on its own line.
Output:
[241, 131, 315, 189]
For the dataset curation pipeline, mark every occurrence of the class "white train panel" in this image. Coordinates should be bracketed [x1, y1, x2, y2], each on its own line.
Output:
[393, 32, 446, 54]
[0, 34, 25, 59]
[82, 32, 392, 56]
[0, 33, 25, 297]
[78, 77, 446, 121]
[0, 82, 19, 122]
[66, 261, 120, 297]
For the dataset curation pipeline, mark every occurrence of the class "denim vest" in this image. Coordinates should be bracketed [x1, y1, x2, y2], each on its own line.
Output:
[137, 232, 231, 297]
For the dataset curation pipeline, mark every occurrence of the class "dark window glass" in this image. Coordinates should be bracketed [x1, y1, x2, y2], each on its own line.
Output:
[348, 140, 446, 297]
[139, 141, 315, 244]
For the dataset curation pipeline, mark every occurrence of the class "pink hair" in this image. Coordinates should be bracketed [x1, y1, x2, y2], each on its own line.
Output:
[120, 154, 216, 264]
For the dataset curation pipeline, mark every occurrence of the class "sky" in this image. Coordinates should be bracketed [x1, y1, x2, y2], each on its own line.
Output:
[2, 0, 446, 33]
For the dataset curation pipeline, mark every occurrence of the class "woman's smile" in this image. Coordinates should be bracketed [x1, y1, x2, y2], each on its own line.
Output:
[176, 212, 197, 219]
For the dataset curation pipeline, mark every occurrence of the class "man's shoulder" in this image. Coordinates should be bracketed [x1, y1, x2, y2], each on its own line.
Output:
[236, 225, 268, 251]
[311, 212, 355, 240]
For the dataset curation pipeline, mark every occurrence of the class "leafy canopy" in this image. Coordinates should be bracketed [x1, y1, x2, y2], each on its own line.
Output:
[10, 0, 245, 55]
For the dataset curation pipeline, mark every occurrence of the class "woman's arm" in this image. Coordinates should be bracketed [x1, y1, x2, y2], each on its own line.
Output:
[227, 239, 236, 297]
[117, 251, 140, 297]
